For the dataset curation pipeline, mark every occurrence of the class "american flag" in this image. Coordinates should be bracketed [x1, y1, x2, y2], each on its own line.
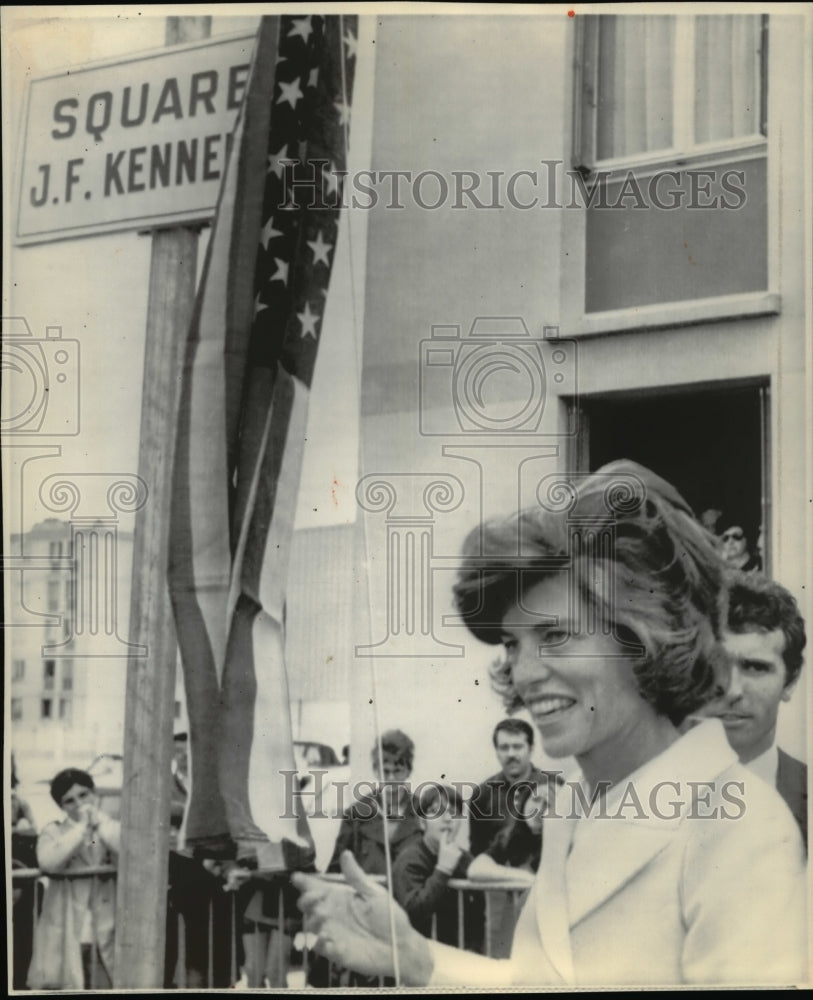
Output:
[168, 13, 357, 868]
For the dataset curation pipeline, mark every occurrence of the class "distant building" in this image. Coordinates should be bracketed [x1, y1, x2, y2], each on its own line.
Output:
[8, 518, 140, 774]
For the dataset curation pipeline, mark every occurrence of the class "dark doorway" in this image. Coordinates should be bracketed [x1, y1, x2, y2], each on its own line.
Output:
[580, 381, 768, 571]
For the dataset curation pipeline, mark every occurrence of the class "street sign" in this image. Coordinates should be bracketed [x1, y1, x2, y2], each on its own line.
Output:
[14, 32, 255, 245]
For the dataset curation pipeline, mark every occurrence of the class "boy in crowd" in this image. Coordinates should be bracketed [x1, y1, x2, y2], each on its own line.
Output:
[393, 784, 480, 951]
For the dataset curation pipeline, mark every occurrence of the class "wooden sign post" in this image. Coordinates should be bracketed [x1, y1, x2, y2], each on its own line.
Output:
[113, 15, 210, 990]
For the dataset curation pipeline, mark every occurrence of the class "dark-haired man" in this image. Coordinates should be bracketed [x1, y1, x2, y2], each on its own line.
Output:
[700, 572, 807, 847]
[469, 719, 557, 861]
[467, 720, 560, 958]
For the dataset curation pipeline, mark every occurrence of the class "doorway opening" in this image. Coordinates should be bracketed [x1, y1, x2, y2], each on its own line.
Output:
[576, 380, 769, 573]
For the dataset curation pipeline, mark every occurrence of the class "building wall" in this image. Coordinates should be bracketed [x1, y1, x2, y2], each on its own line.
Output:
[354, 12, 810, 787]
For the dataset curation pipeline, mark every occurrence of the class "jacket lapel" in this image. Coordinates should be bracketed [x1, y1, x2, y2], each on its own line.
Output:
[566, 814, 678, 927]
[557, 721, 737, 931]
[533, 812, 576, 982]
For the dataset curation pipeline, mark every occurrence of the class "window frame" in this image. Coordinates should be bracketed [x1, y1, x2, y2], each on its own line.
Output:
[574, 13, 769, 180]
[562, 12, 780, 338]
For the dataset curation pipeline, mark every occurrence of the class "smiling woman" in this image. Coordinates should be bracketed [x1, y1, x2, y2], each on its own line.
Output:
[294, 460, 807, 988]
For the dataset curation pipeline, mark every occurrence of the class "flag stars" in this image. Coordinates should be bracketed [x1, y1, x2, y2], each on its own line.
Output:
[254, 292, 268, 316]
[277, 77, 304, 110]
[307, 231, 333, 267]
[260, 218, 282, 251]
[268, 144, 292, 179]
[288, 16, 313, 44]
[323, 162, 340, 196]
[270, 259, 289, 285]
[344, 30, 357, 60]
[297, 303, 320, 340]
[334, 99, 351, 126]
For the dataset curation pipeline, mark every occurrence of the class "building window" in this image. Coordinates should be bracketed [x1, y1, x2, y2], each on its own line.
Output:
[49, 541, 63, 559]
[62, 662, 74, 691]
[43, 659, 56, 690]
[48, 579, 61, 612]
[174, 700, 182, 719]
[573, 13, 770, 317]
[12, 698, 24, 721]
[578, 14, 767, 172]
[41, 698, 53, 719]
[59, 698, 73, 723]
[13, 659, 25, 682]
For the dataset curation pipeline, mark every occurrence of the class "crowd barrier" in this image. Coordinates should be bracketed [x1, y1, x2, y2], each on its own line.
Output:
[11, 864, 531, 989]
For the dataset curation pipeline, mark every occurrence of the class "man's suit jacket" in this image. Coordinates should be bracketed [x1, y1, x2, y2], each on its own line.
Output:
[777, 748, 808, 849]
[427, 721, 807, 988]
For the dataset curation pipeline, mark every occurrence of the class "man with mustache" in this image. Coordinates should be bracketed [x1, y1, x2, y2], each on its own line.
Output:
[468, 719, 560, 957]
[699, 571, 807, 848]
[469, 719, 555, 861]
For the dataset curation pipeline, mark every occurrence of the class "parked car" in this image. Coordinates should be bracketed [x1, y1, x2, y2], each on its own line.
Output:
[292, 740, 351, 816]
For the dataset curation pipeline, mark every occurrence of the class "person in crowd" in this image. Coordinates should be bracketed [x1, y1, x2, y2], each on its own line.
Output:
[164, 731, 233, 988]
[468, 781, 551, 883]
[294, 461, 806, 987]
[227, 870, 302, 988]
[169, 730, 189, 840]
[393, 784, 479, 950]
[27, 768, 120, 989]
[695, 570, 807, 846]
[467, 719, 559, 955]
[699, 507, 723, 535]
[308, 729, 422, 986]
[11, 757, 39, 989]
[468, 718, 558, 861]
[326, 729, 422, 875]
[718, 517, 761, 573]
[11, 755, 38, 865]
[11, 757, 38, 835]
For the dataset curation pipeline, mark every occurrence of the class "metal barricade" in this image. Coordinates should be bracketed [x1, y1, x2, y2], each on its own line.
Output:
[12, 864, 117, 990]
[13, 865, 531, 989]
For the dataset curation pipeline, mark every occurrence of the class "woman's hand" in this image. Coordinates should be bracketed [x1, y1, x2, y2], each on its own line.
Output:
[292, 850, 434, 987]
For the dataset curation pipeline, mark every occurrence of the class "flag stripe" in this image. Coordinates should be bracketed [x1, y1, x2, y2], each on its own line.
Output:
[170, 13, 357, 862]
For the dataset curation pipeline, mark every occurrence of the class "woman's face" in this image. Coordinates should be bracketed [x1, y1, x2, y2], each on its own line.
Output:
[500, 575, 660, 782]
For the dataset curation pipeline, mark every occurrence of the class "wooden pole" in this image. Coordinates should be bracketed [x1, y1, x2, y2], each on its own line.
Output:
[113, 15, 211, 989]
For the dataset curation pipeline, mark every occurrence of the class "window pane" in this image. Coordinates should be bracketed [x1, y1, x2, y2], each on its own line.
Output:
[695, 15, 762, 144]
[596, 15, 674, 160]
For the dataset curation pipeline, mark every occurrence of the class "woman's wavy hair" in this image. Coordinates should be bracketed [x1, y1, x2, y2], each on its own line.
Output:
[453, 461, 730, 725]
